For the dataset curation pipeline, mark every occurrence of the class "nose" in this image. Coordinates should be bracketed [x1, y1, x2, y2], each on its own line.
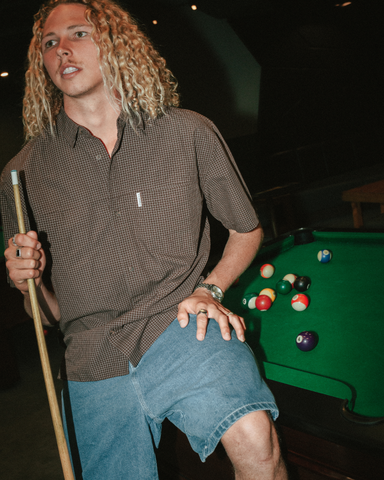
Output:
[56, 40, 71, 58]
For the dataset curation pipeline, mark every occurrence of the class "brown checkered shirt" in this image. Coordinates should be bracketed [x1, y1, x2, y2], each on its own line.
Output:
[0, 108, 259, 381]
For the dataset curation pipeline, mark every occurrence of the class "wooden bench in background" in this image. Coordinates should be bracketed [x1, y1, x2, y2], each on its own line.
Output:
[342, 179, 384, 228]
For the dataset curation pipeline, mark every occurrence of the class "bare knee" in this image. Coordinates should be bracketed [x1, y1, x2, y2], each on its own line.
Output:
[222, 410, 276, 461]
[221, 411, 287, 479]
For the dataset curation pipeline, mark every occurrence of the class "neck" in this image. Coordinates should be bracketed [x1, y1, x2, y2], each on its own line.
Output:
[64, 94, 120, 156]
[64, 94, 119, 132]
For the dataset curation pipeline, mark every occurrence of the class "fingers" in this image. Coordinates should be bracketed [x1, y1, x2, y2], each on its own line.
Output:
[194, 304, 245, 342]
[226, 312, 246, 342]
[177, 305, 190, 328]
[178, 292, 246, 342]
[195, 308, 212, 341]
[5, 231, 44, 291]
[7, 231, 41, 251]
[195, 308, 231, 341]
[7, 254, 42, 286]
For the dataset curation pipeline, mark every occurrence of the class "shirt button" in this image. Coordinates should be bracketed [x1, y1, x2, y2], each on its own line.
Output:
[96, 154, 102, 160]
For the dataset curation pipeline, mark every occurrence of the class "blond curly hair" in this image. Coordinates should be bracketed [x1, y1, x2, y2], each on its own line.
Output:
[23, 0, 180, 140]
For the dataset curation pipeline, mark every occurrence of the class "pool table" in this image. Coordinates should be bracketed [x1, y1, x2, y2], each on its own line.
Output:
[156, 229, 384, 480]
[224, 228, 384, 425]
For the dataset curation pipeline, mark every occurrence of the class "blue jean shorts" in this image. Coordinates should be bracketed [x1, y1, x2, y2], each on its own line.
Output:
[62, 316, 279, 480]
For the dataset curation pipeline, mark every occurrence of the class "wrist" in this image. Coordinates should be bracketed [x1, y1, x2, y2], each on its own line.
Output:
[194, 283, 224, 303]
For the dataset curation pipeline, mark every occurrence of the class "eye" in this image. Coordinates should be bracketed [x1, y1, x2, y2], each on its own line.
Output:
[44, 39, 57, 50]
[74, 31, 88, 38]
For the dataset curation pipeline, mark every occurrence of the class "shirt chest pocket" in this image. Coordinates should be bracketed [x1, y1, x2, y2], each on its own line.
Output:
[118, 182, 203, 257]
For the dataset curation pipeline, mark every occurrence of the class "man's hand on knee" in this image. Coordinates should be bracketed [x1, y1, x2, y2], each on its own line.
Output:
[177, 290, 246, 342]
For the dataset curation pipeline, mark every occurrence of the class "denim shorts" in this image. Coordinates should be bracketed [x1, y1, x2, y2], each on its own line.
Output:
[62, 315, 279, 480]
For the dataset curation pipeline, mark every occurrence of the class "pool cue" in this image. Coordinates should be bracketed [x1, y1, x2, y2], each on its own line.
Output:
[11, 170, 75, 480]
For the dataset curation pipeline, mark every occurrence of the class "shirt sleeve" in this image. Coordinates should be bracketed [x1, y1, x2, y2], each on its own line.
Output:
[194, 118, 259, 233]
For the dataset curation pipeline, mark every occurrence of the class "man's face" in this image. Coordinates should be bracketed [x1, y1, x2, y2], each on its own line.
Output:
[41, 3, 104, 101]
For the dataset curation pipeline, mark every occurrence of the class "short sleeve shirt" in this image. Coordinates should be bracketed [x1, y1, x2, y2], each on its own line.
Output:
[0, 108, 259, 381]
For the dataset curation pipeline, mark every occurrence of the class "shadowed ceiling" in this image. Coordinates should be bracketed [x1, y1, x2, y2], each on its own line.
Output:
[1, 0, 380, 89]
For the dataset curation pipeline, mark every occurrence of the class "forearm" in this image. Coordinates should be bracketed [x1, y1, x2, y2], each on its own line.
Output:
[23, 282, 61, 326]
[204, 224, 264, 293]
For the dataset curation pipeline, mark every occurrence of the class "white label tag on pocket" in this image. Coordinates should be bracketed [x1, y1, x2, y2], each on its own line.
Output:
[136, 192, 142, 207]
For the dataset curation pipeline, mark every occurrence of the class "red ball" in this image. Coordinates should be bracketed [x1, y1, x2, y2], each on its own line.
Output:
[260, 264, 275, 278]
[291, 294, 309, 311]
[256, 295, 272, 311]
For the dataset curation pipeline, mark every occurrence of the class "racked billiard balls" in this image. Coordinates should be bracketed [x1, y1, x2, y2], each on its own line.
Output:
[259, 288, 276, 302]
[275, 279, 291, 295]
[294, 276, 311, 292]
[317, 249, 332, 263]
[296, 331, 318, 351]
[260, 263, 275, 278]
[291, 293, 309, 311]
[242, 293, 258, 310]
[256, 295, 272, 311]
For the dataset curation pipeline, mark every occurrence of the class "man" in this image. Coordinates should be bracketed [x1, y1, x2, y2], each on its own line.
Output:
[0, 1, 288, 478]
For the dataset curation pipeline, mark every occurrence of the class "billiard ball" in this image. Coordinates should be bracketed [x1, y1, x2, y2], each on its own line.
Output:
[242, 293, 258, 309]
[283, 273, 297, 285]
[294, 276, 311, 292]
[318, 249, 332, 263]
[256, 295, 272, 311]
[259, 288, 276, 302]
[291, 293, 309, 311]
[275, 279, 292, 295]
[260, 264, 275, 278]
[296, 331, 318, 351]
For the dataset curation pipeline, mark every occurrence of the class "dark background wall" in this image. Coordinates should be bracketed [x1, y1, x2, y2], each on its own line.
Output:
[0, 0, 383, 194]
[235, 0, 384, 191]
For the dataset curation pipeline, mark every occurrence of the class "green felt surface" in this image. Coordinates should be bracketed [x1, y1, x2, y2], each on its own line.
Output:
[224, 231, 384, 418]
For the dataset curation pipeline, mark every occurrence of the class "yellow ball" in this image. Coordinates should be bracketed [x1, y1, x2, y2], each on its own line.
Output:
[259, 288, 276, 302]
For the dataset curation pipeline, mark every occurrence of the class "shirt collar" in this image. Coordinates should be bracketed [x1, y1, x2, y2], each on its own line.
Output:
[56, 107, 135, 149]
[56, 108, 84, 148]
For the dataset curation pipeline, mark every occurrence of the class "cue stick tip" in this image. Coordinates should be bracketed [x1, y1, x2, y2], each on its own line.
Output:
[11, 169, 19, 185]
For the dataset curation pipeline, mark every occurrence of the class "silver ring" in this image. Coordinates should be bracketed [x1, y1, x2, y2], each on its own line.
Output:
[197, 309, 208, 316]
[12, 234, 18, 247]
[16, 248, 22, 258]
[227, 312, 234, 316]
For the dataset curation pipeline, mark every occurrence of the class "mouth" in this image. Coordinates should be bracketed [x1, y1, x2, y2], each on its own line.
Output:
[60, 65, 80, 76]
[63, 67, 78, 74]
